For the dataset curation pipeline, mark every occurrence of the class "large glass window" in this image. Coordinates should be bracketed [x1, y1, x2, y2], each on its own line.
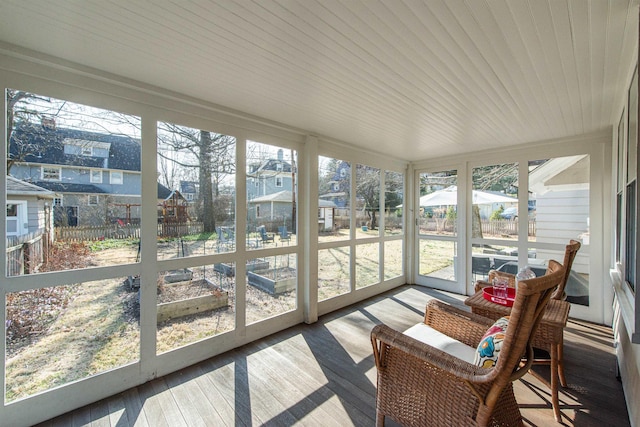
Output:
[246, 141, 297, 250]
[472, 162, 518, 243]
[384, 171, 403, 236]
[318, 156, 350, 242]
[617, 110, 625, 264]
[529, 156, 591, 305]
[157, 122, 236, 258]
[355, 164, 380, 237]
[469, 163, 518, 283]
[356, 242, 379, 288]
[625, 68, 638, 292]
[246, 255, 297, 324]
[157, 263, 235, 353]
[5, 89, 141, 274]
[5, 279, 140, 401]
[384, 240, 403, 280]
[318, 247, 350, 301]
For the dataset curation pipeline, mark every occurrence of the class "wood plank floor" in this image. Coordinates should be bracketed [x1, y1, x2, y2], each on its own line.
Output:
[36, 286, 630, 426]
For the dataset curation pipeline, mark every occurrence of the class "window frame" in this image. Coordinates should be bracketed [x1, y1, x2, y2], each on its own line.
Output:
[614, 64, 640, 344]
[110, 170, 123, 185]
[41, 166, 61, 181]
[90, 169, 102, 183]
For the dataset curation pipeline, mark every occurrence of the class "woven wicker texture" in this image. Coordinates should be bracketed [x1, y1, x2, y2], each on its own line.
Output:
[371, 260, 565, 426]
[468, 240, 580, 422]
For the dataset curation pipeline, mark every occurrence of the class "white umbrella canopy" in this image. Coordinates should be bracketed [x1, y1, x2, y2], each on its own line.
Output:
[419, 186, 516, 207]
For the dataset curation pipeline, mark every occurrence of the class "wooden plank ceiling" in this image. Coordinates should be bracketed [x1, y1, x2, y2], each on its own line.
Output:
[0, 0, 636, 161]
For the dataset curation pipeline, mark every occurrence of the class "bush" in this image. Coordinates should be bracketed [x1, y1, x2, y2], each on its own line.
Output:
[490, 206, 505, 221]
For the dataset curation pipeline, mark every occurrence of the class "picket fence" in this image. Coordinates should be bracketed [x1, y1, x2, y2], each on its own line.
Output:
[54, 222, 205, 242]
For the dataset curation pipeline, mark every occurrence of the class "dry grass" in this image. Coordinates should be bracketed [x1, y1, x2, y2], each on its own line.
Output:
[5, 228, 403, 401]
[5, 277, 139, 401]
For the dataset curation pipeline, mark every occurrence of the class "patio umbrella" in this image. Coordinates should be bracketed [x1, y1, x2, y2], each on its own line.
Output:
[419, 186, 516, 207]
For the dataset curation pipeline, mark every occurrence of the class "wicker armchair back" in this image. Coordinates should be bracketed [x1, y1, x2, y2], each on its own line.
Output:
[371, 260, 565, 426]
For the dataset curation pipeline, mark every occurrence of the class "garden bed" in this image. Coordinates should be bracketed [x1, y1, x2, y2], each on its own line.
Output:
[247, 268, 296, 294]
[213, 260, 269, 277]
[163, 268, 193, 283]
[157, 278, 228, 323]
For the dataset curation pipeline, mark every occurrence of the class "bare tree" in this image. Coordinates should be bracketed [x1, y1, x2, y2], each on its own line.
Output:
[6, 90, 59, 173]
[157, 124, 235, 232]
[356, 164, 381, 229]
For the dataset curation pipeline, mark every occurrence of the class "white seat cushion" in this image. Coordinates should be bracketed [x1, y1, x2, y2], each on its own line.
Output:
[403, 323, 476, 364]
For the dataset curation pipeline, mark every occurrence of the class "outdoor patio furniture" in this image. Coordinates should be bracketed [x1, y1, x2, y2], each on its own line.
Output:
[257, 226, 275, 243]
[472, 256, 492, 281]
[278, 226, 291, 243]
[552, 239, 581, 301]
[216, 227, 234, 251]
[371, 260, 565, 427]
[468, 240, 580, 421]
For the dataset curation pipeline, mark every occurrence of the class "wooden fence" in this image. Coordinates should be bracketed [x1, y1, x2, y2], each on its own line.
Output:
[419, 218, 535, 236]
[6, 231, 46, 277]
[54, 222, 205, 242]
[481, 219, 536, 237]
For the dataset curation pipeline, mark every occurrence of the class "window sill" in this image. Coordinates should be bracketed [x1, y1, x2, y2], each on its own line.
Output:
[611, 268, 640, 344]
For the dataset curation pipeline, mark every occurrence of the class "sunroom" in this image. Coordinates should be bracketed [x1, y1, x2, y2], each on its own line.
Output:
[0, 1, 638, 426]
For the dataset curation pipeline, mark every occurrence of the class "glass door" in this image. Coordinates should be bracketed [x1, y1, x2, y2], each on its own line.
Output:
[414, 169, 464, 293]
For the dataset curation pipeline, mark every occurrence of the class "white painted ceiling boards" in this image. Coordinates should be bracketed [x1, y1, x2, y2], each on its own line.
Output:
[0, 0, 637, 161]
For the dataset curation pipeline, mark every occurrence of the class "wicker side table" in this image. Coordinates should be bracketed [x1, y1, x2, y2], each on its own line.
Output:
[464, 291, 570, 422]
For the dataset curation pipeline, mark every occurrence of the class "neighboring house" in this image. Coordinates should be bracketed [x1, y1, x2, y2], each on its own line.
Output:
[248, 190, 295, 221]
[180, 180, 198, 203]
[247, 190, 335, 232]
[6, 176, 55, 239]
[9, 121, 172, 226]
[319, 161, 350, 208]
[247, 149, 293, 201]
[318, 199, 338, 231]
[529, 155, 590, 303]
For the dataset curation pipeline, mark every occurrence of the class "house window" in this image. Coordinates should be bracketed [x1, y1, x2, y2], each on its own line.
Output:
[88, 194, 99, 206]
[614, 65, 640, 344]
[90, 169, 102, 183]
[277, 163, 283, 171]
[53, 197, 62, 206]
[110, 171, 123, 185]
[625, 67, 638, 293]
[256, 205, 260, 217]
[41, 166, 61, 181]
[275, 176, 283, 187]
[186, 193, 193, 201]
[81, 146, 93, 156]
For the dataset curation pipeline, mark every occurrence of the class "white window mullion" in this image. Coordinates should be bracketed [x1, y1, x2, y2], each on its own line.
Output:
[139, 116, 158, 375]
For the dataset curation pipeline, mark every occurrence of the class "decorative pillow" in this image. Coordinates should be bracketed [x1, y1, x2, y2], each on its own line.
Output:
[474, 316, 510, 368]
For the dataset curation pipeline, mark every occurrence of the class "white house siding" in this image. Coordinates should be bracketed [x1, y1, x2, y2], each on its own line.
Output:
[615, 313, 640, 426]
[535, 189, 589, 275]
[26, 197, 46, 233]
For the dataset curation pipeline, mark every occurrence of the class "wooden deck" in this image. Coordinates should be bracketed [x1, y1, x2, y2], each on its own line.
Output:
[36, 286, 630, 426]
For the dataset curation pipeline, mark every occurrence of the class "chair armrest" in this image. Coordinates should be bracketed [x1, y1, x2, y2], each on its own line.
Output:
[474, 280, 491, 293]
[423, 300, 495, 348]
[474, 270, 516, 292]
[371, 323, 487, 383]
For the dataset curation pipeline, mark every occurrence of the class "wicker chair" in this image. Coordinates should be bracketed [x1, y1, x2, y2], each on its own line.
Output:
[469, 240, 580, 421]
[371, 260, 564, 426]
[474, 239, 581, 300]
